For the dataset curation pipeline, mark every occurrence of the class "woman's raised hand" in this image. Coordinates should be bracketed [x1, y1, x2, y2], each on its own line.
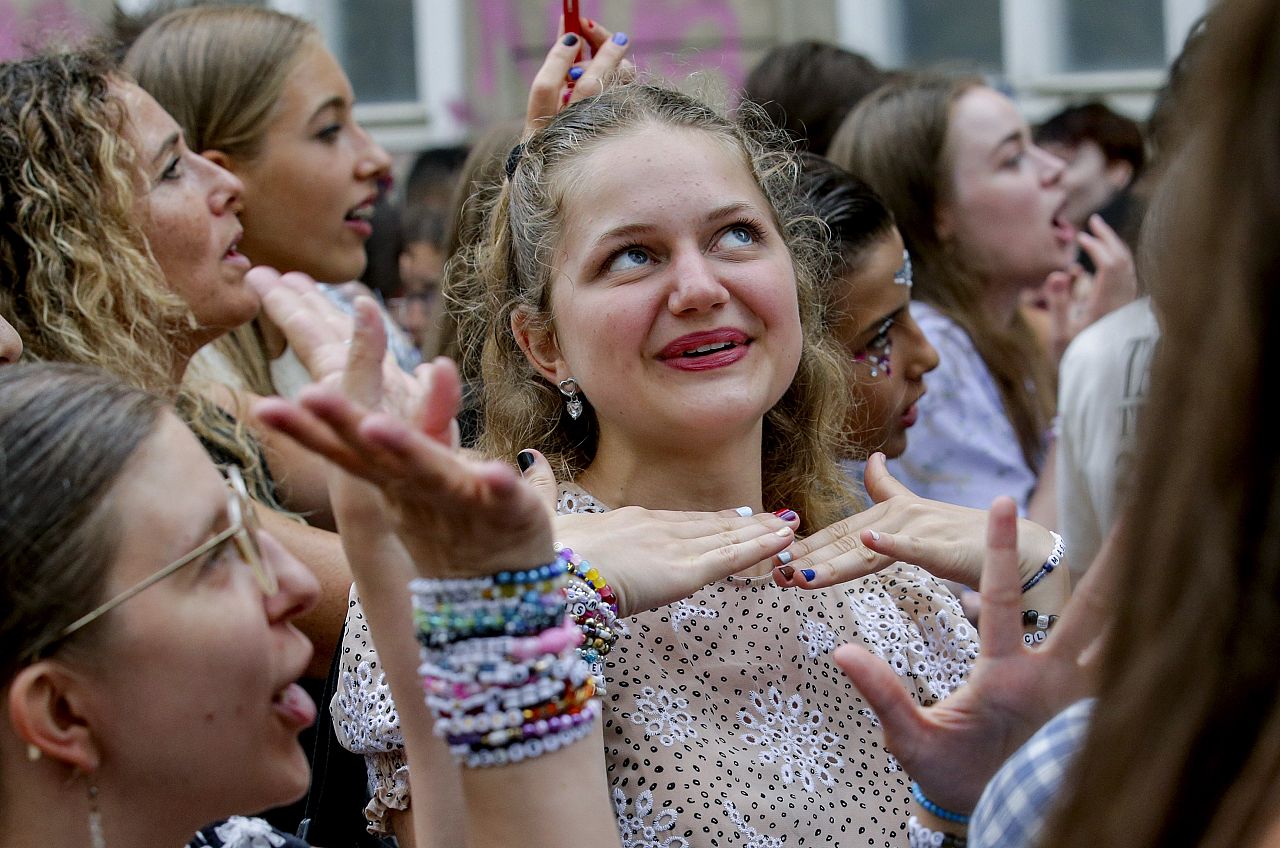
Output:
[525, 15, 632, 133]
[831, 497, 1110, 813]
[515, 449, 799, 617]
[1044, 214, 1139, 364]
[256, 298, 552, 579]
[773, 453, 1062, 590]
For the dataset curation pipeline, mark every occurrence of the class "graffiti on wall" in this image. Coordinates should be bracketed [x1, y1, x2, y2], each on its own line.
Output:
[0, 0, 94, 61]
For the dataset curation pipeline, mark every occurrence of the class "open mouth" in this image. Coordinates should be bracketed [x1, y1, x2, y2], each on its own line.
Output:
[1050, 201, 1076, 245]
[682, 341, 739, 358]
[224, 232, 249, 264]
[345, 204, 375, 223]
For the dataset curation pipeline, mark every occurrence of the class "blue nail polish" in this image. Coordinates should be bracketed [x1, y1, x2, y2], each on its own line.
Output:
[777, 551, 793, 565]
[562, 33, 579, 46]
[801, 569, 816, 582]
[612, 31, 628, 45]
[568, 66, 584, 81]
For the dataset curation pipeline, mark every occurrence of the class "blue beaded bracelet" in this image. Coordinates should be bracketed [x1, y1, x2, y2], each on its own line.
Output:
[910, 781, 971, 825]
[1020, 531, 1065, 593]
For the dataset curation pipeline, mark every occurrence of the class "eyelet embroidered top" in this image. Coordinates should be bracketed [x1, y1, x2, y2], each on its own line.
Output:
[332, 484, 980, 844]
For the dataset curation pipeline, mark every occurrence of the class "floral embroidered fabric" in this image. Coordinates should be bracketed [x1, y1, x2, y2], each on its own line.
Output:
[333, 483, 978, 844]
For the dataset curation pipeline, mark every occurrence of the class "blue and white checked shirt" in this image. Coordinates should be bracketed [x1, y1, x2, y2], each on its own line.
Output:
[968, 699, 1095, 848]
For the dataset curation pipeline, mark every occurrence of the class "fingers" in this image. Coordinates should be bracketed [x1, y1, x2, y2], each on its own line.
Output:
[773, 526, 887, 589]
[516, 447, 562, 517]
[976, 497, 1024, 659]
[857, 528, 976, 588]
[412, 356, 463, 444]
[831, 643, 927, 747]
[863, 452, 914, 502]
[526, 31, 588, 132]
[343, 298, 388, 408]
[1044, 523, 1117, 663]
[253, 396, 369, 474]
[568, 28, 629, 104]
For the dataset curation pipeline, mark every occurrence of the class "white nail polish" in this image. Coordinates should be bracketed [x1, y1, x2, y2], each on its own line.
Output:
[735, 506, 753, 517]
[775, 527, 793, 537]
[777, 550, 793, 565]
[870, 530, 881, 541]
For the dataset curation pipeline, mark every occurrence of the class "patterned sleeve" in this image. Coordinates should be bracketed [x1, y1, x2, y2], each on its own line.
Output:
[329, 586, 410, 834]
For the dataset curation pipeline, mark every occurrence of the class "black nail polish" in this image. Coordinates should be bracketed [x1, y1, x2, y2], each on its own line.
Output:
[517, 450, 536, 472]
[562, 33, 578, 46]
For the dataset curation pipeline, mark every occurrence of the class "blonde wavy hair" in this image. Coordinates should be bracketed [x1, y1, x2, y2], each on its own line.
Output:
[449, 83, 856, 532]
[0, 49, 274, 503]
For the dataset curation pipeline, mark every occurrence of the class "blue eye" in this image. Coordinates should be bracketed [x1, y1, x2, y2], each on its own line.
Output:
[608, 246, 652, 273]
[717, 225, 756, 249]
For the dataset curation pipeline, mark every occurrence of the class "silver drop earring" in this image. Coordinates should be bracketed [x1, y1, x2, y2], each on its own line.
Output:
[88, 781, 106, 848]
[558, 378, 584, 420]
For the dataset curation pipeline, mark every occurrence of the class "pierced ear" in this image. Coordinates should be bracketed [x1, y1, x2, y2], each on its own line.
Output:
[202, 149, 238, 174]
[510, 306, 566, 384]
[7, 662, 101, 773]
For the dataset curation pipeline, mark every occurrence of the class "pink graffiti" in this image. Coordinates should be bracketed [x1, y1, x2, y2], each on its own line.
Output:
[0, 0, 93, 62]
[469, 0, 744, 108]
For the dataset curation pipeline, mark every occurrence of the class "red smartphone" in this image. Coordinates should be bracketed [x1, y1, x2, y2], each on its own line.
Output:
[563, 0, 585, 59]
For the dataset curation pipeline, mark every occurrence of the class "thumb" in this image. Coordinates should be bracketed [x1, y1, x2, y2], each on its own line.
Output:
[865, 452, 913, 502]
[517, 448, 561, 517]
[343, 297, 387, 408]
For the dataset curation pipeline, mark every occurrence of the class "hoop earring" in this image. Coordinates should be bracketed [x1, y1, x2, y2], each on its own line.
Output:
[558, 378, 584, 420]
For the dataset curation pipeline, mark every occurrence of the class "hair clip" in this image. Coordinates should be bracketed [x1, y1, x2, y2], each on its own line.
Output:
[505, 142, 527, 180]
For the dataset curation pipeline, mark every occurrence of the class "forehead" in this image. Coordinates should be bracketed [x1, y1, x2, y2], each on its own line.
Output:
[105, 413, 227, 586]
[556, 125, 769, 243]
[111, 79, 179, 150]
[835, 229, 908, 322]
[948, 87, 1025, 157]
[273, 40, 352, 122]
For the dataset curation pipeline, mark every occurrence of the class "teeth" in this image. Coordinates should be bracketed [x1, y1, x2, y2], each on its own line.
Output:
[684, 342, 733, 356]
[347, 205, 374, 222]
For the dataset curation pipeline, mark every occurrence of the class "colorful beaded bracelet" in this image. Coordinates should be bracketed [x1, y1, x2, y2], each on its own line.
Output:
[457, 700, 600, 768]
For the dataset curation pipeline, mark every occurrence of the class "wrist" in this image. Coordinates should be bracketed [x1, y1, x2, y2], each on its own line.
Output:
[1018, 529, 1065, 590]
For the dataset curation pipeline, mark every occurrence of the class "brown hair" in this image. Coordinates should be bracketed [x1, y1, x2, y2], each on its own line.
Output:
[742, 41, 890, 156]
[828, 75, 1055, 470]
[1045, 0, 1280, 844]
[0, 363, 164, 681]
[450, 84, 855, 532]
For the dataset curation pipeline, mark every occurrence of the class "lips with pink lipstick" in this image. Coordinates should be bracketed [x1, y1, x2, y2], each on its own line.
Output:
[657, 328, 751, 371]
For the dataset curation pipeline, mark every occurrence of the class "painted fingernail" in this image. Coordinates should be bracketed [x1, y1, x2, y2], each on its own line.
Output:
[801, 569, 816, 582]
[735, 506, 753, 517]
[778, 565, 795, 580]
[587, 19, 596, 29]
[562, 33, 579, 46]
[775, 527, 793, 538]
[613, 31, 628, 45]
[777, 550, 793, 565]
[869, 530, 881, 541]
[568, 66, 585, 81]
[773, 508, 798, 522]
[517, 450, 536, 472]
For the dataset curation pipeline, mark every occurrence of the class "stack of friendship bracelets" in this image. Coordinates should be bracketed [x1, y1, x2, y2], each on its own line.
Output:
[410, 549, 621, 768]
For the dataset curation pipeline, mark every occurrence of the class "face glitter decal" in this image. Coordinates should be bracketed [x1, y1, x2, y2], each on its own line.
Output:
[853, 316, 894, 378]
[893, 250, 913, 288]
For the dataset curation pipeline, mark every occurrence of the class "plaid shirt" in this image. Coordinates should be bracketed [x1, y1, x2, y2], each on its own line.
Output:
[969, 699, 1095, 848]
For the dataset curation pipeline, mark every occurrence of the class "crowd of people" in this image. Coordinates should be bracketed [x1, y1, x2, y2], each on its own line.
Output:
[2, 1, 1279, 847]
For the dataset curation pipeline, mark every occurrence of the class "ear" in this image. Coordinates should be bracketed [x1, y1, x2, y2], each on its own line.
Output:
[511, 306, 568, 384]
[7, 662, 102, 772]
[202, 149, 239, 174]
[1103, 159, 1134, 191]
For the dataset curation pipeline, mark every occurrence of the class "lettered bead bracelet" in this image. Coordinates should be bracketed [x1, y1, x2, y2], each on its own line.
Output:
[1020, 531, 1065, 593]
[557, 545, 622, 693]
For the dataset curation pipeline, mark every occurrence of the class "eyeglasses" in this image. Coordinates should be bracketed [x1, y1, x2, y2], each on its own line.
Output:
[51, 466, 277, 647]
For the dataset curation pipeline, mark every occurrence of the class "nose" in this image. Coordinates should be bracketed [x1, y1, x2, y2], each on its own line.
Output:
[354, 123, 393, 183]
[256, 530, 321, 625]
[0, 315, 22, 365]
[666, 249, 730, 315]
[1031, 144, 1066, 187]
[900, 311, 939, 380]
[201, 155, 245, 217]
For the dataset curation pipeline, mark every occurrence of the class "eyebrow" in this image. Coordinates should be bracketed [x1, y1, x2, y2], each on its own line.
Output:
[150, 131, 181, 167]
[309, 95, 347, 123]
[590, 202, 759, 248]
[990, 129, 1024, 158]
